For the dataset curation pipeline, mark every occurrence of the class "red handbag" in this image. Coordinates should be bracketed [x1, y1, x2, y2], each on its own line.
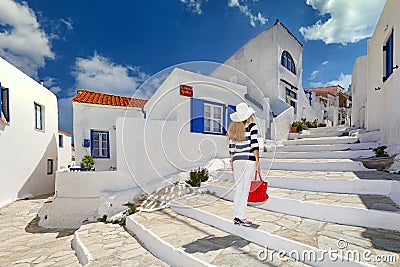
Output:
[248, 172, 269, 204]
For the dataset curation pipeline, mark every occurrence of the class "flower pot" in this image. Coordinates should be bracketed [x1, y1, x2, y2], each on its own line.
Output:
[290, 126, 298, 133]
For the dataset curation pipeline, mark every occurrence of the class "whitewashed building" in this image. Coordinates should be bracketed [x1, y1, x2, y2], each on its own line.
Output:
[306, 85, 351, 126]
[352, 0, 400, 143]
[212, 19, 322, 140]
[351, 56, 368, 129]
[0, 57, 58, 207]
[57, 129, 73, 170]
[72, 90, 147, 171]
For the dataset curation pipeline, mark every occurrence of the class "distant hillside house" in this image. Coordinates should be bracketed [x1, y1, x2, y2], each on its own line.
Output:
[0, 56, 59, 206]
[306, 85, 351, 126]
[72, 90, 147, 171]
[58, 129, 73, 171]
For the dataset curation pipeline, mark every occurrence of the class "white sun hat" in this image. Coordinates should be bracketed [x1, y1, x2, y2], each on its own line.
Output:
[230, 102, 255, 122]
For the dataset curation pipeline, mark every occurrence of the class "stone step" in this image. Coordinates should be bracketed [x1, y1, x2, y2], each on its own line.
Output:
[125, 208, 308, 266]
[307, 126, 348, 133]
[202, 180, 400, 231]
[298, 131, 346, 139]
[172, 195, 400, 267]
[267, 142, 379, 152]
[214, 170, 399, 197]
[262, 150, 374, 159]
[259, 158, 369, 172]
[283, 136, 359, 146]
[72, 222, 168, 266]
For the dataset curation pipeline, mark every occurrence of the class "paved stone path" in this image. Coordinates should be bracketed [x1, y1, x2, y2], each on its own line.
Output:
[76, 222, 168, 266]
[210, 180, 400, 212]
[0, 195, 80, 267]
[179, 195, 400, 267]
[132, 208, 309, 266]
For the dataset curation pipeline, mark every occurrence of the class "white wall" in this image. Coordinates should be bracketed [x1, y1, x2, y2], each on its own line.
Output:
[57, 131, 72, 170]
[0, 57, 58, 206]
[367, 0, 400, 143]
[73, 102, 143, 171]
[352, 56, 368, 128]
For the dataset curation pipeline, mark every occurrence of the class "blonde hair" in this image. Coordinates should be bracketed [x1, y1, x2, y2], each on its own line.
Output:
[228, 115, 255, 141]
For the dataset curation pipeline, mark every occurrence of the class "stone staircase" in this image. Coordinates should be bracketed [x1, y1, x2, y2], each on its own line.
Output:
[71, 128, 400, 266]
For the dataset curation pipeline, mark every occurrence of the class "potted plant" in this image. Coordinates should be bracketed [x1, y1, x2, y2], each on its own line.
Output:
[290, 122, 298, 133]
[186, 167, 209, 187]
[291, 121, 307, 133]
[80, 155, 94, 170]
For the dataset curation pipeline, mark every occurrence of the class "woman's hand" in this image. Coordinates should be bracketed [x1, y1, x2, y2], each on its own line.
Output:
[256, 161, 260, 175]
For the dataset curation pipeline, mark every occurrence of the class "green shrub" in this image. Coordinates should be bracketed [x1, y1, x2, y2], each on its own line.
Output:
[373, 146, 389, 157]
[186, 167, 209, 187]
[291, 121, 307, 132]
[80, 155, 94, 168]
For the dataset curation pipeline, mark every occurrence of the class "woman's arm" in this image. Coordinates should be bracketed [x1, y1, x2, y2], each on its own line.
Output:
[254, 149, 260, 175]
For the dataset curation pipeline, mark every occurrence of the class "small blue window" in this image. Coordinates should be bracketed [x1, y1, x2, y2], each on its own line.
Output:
[190, 98, 228, 135]
[47, 159, 53, 175]
[34, 102, 43, 130]
[384, 32, 394, 81]
[59, 134, 64, 148]
[281, 51, 296, 75]
[91, 130, 110, 158]
[0, 84, 10, 122]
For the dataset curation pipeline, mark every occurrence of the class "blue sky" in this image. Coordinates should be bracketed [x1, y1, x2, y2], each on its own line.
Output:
[0, 0, 386, 132]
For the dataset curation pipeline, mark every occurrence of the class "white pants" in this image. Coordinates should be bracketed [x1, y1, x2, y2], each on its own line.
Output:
[233, 160, 256, 219]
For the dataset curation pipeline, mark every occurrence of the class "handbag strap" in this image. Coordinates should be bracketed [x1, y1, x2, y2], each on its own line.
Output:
[253, 171, 263, 181]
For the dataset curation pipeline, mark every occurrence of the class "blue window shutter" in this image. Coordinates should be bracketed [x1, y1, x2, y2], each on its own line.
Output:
[190, 98, 204, 133]
[386, 33, 393, 78]
[90, 130, 95, 157]
[106, 132, 110, 158]
[227, 105, 236, 132]
[0, 83, 2, 119]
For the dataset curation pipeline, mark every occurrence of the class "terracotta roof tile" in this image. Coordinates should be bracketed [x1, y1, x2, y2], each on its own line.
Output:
[72, 89, 148, 108]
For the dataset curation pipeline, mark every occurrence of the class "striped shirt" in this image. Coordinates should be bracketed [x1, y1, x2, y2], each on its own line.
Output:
[229, 122, 259, 161]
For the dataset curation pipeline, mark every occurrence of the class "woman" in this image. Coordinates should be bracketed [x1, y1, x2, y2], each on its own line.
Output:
[228, 102, 260, 227]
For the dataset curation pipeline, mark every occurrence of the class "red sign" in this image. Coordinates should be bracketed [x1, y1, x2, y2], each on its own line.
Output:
[180, 85, 193, 97]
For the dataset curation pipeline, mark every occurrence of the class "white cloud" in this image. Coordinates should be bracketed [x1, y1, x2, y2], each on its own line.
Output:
[180, 0, 206, 15]
[308, 70, 319, 80]
[322, 60, 328, 66]
[228, 0, 267, 27]
[0, 0, 54, 78]
[72, 52, 150, 97]
[299, 0, 385, 44]
[310, 73, 351, 90]
[60, 18, 73, 31]
[43, 76, 62, 94]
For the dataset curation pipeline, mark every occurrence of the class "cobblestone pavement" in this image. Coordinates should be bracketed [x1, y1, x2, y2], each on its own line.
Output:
[0, 195, 80, 267]
[76, 222, 168, 267]
[133, 209, 309, 266]
[210, 180, 400, 212]
[178, 195, 400, 267]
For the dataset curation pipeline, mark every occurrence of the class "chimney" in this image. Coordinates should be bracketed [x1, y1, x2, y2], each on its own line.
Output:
[39, 80, 44, 86]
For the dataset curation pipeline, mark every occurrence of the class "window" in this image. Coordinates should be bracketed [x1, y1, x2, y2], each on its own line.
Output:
[383, 31, 394, 81]
[47, 159, 53, 175]
[59, 134, 63, 148]
[0, 85, 10, 122]
[285, 87, 297, 113]
[34, 103, 43, 130]
[204, 103, 223, 134]
[91, 130, 110, 158]
[190, 98, 228, 135]
[281, 51, 296, 75]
